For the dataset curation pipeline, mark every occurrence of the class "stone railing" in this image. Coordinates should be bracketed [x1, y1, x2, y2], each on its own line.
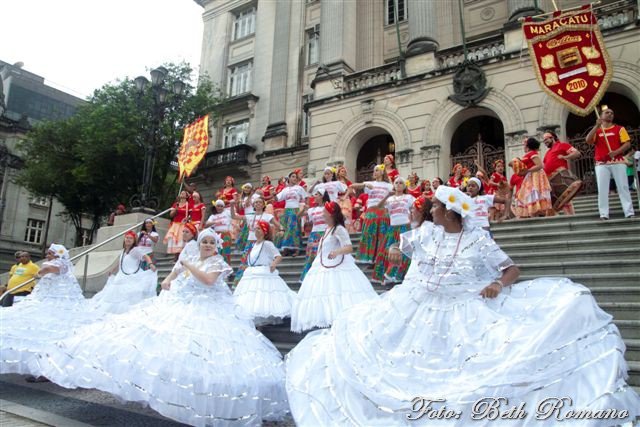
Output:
[202, 143, 255, 168]
[342, 63, 402, 93]
[597, 0, 637, 30]
[436, 36, 506, 70]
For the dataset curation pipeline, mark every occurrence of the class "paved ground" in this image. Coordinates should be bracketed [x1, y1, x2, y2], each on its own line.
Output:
[0, 374, 295, 426]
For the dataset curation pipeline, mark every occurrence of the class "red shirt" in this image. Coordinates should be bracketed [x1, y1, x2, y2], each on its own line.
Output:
[172, 202, 189, 223]
[220, 187, 238, 207]
[355, 193, 369, 215]
[543, 142, 575, 175]
[593, 125, 630, 163]
[190, 203, 205, 223]
[387, 169, 399, 183]
[510, 174, 524, 193]
[273, 183, 287, 209]
[261, 184, 275, 201]
[488, 172, 507, 195]
[407, 185, 422, 198]
[522, 150, 538, 169]
[423, 190, 434, 200]
[448, 176, 463, 188]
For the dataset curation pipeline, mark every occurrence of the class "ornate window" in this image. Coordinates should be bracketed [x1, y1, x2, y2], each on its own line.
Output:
[228, 61, 253, 96]
[223, 120, 250, 148]
[24, 218, 45, 244]
[232, 7, 256, 40]
[386, 0, 407, 25]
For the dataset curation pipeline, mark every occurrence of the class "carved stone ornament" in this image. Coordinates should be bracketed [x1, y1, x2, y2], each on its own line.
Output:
[449, 61, 491, 107]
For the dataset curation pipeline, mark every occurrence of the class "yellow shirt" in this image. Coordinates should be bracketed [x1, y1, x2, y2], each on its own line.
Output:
[8, 261, 39, 294]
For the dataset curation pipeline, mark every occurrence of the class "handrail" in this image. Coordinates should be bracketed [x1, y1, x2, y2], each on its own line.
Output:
[0, 207, 172, 302]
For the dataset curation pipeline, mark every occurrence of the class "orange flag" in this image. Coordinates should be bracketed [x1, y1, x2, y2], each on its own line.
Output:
[178, 115, 209, 180]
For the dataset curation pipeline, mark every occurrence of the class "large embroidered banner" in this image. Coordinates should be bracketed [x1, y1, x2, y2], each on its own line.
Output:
[523, 5, 612, 116]
[178, 115, 209, 180]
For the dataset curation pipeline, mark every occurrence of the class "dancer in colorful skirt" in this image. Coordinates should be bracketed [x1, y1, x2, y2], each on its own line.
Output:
[39, 229, 290, 427]
[309, 166, 348, 202]
[205, 200, 233, 265]
[447, 163, 464, 188]
[488, 159, 509, 220]
[235, 183, 257, 251]
[291, 201, 378, 332]
[286, 186, 640, 426]
[275, 171, 307, 256]
[231, 196, 280, 284]
[137, 218, 159, 270]
[351, 164, 393, 272]
[383, 154, 399, 183]
[406, 172, 422, 198]
[299, 188, 331, 282]
[188, 191, 206, 230]
[163, 190, 190, 256]
[234, 220, 296, 326]
[89, 231, 157, 314]
[376, 176, 415, 285]
[260, 175, 276, 212]
[515, 137, 554, 218]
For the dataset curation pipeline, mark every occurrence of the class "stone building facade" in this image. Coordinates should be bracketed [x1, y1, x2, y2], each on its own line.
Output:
[193, 0, 640, 199]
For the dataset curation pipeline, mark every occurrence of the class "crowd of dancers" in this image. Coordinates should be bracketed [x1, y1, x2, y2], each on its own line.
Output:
[1, 133, 639, 425]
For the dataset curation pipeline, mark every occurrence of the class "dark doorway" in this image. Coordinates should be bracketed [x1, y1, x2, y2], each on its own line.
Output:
[355, 134, 395, 183]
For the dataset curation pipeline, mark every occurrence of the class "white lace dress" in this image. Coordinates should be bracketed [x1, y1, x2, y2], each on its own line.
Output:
[290, 225, 378, 333]
[38, 254, 289, 427]
[286, 222, 640, 426]
[89, 246, 157, 314]
[0, 258, 95, 376]
[234, 240, 296, 325]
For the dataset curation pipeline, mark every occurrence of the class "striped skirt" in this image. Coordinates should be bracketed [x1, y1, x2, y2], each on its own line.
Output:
[163, 222, 185, 254]
[277, 208, 302, 252]
[233, 241, 255, 285]
[235, 222, 249, 252]
[300, 231, 325, 282]
[356, 207, 389, 269]
[380, 223, 411, 283]
[218, 231, 233, 265]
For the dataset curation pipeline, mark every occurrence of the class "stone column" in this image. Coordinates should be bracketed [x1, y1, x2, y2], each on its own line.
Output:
[421, 145, 441, 181]
[262, 0, 291, 151]
[406, 0, 439, 56]
[507, 0, 542, 22]
[319, 0, 357, 72]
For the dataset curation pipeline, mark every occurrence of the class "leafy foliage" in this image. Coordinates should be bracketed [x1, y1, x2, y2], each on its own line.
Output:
[17, 62, 224, 240]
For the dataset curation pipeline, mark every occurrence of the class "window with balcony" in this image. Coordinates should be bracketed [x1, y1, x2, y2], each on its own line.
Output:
[223, 120, 250, 148]
[233, 7, 256, 40]
[306, 25, 320, 66]
[228, 61, 253, 96]
[386, 0, 407, 25]
[24, 218, 45, 244]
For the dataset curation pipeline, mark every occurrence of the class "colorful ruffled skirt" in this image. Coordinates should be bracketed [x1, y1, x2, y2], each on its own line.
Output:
[277, 208, 302, 252]
[163, 221, 184, 254]
[300, 231, 324, 282]
[235, 222, 249, 252]
[514, 171, 554, 217]
[356, 207, 389, 266]
[218, 231, 233, 265]
[378, 223, 411, 284]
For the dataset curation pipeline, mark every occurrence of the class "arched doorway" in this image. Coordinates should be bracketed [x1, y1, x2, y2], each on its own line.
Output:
[566, 92, 640, 194]
[450, 115, 505, 175]
[355, 134, 395, 183]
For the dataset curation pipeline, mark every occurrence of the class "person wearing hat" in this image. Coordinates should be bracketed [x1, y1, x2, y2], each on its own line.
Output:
[39, 228, 290, 426]
[1, 243, 95, 381]
[234, 220, 296, 325]
[138, 218, 160, 271]
[89, 230, 157, 314]
[465, 177, 510, 231]
[1, 251, 39, 307]
[205, 200, 233, 265]
[286, 186, 639, 425]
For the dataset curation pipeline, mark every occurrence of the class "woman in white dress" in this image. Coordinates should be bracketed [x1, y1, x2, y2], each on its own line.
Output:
[291, 201, 378, 333]
[137, 218, 160, 270]
[286, 186, 639, 426]
[0, 244, 94, 378]
[89, 230, 157, 314]
[37, 229, 289, 427]
[234, 220, 296, 325]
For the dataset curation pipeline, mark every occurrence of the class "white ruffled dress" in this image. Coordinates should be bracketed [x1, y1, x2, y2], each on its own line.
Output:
[89, 246, 157, 314]
[0, 259, 95, 376]
[38, 254, 289, 427]
[234, 240, 296, 325]
[286, 222, 640, 426]
[290, 225, 378, 333]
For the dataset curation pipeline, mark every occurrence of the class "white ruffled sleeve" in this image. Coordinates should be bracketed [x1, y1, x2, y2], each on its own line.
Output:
[476, 230, 515, 273]
[400, 221, 433, 258]
[265, 241, 281, 260]
[334, 226, 352, 247]
[202, 255, 233, 281]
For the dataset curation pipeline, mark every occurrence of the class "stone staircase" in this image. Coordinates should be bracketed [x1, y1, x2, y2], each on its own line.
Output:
[154, 193, 640, 388]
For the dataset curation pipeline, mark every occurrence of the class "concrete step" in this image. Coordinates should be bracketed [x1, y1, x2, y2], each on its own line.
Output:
[626, 339, 640, 362]
[508, 248, 638, 264]
[598, 302, 640, 321]
[616, 320, 640, 340]
[519, 272, 640, 288]
[628, 361, 640, 388]
[498, 236, 640, 253]
[591, 287, 640, 303]
[518, 259, 639, 275]
[494, 226, 637, 244]
[492, 217, 640, 235]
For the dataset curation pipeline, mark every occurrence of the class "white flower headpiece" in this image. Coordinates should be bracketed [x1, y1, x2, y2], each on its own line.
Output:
[434, 186, 474, 218]
[48, 243, 69, 260]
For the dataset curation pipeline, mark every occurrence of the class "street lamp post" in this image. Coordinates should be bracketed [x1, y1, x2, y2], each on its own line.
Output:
[130, 67, 185, 213]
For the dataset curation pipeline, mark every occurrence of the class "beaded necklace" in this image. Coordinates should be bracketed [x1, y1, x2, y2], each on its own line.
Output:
[119, 248, 141, 275]
[424, 231, 464, 291]
[248, 241, 266, 267]
[318, 226, 345, 268]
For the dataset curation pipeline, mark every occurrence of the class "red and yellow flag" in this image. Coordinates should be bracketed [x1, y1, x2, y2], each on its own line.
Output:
[178, 115, 209, 180]
[522, 5, 612, 116]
